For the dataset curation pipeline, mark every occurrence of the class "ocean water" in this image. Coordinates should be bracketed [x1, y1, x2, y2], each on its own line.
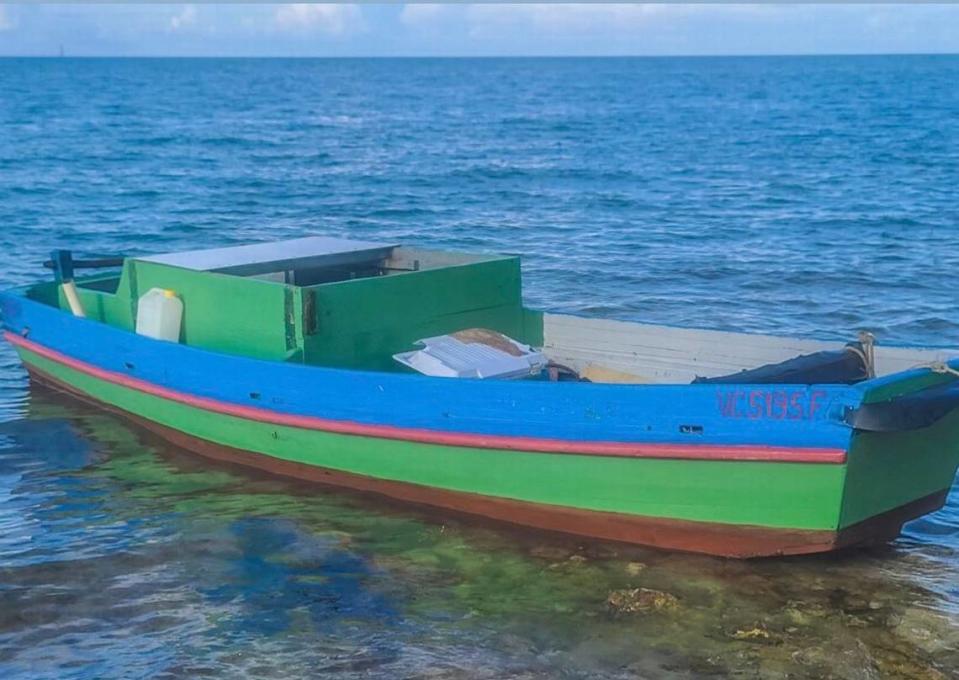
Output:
[0, 56, 958, 678]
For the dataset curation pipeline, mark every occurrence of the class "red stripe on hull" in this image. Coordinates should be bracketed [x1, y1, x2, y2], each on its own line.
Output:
[5, 331, 847, 464]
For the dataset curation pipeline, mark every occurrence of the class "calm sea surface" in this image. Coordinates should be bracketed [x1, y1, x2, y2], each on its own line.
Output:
[0, 56, 958, 678]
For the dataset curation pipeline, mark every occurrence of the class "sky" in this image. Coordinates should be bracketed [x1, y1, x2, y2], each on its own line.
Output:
[0, 3, 958, 57]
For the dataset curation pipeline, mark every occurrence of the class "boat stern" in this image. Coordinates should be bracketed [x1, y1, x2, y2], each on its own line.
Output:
[837, 368, 959, 547]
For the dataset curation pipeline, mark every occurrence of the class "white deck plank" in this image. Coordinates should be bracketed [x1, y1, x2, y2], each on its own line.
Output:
[542, 313, 958, 384]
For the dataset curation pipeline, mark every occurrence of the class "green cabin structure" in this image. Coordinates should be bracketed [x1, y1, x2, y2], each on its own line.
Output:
[30, 238, 543, 371]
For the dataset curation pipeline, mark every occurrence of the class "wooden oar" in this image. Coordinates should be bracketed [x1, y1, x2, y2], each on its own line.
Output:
[42, 256, 124, 270]
[49, 250, 86, 318]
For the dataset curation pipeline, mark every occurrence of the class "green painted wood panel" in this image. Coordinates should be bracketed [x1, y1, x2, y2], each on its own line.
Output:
[46, 261, 299, 362]
[302, 257, 529, 371]
[522, 307, 545, 348]
[130, 260, 299, 361]
[62, 280, 133, 330]
[36, 253, 540, 369]
[841, 410, 959, 528]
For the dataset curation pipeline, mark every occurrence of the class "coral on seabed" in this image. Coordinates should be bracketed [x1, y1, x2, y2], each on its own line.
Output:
[607, 587, 679, 614]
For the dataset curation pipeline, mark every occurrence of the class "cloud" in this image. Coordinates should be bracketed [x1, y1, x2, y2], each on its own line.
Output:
[1, 3, 959, 57]
[456, 4, 895, 55]
[465, 4, 669, 35]
[169, 5, 196, 32]
[400, 4, 450, 29]
[464, 4, 767, 39]
[274, 4, 363, 36]
[0, 4, 15, 32]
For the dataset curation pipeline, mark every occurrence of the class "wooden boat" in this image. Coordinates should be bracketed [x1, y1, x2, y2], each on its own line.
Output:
[2, 236, 958, 558]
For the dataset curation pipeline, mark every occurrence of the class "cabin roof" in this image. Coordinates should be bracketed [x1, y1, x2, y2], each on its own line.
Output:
[137, 236, 397, 277]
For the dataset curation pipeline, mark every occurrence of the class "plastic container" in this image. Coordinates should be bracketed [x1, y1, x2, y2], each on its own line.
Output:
[136, 288, 183, 342]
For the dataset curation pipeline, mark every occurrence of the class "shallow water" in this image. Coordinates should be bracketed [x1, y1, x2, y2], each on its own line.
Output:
[0, 56, 958, 678]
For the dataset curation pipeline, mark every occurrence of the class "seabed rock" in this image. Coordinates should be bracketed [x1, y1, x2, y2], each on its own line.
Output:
[892, 606, 959, 656]
[546, 553, 589, 570]
[607, 587, 679, 614]
[782, 599, 829, 627]
[791, 646, 830, 668]
[726, 623, 782, 645]
[730, 625, 770, 641]
[528, 544, 573, 561]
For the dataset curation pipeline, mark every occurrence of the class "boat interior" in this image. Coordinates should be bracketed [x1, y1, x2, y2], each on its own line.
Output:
[26, 236, 955, 385]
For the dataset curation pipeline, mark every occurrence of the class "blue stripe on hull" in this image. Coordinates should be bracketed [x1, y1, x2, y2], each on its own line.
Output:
[0, 292, 860, 449]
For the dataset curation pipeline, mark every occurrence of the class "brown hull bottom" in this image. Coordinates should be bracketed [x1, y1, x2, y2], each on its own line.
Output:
[27, 367, 949, 559]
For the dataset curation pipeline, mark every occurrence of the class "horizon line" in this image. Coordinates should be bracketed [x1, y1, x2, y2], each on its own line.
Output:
[2, 51, 959, 59]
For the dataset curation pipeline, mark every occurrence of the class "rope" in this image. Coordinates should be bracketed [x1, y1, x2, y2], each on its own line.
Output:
[928, 361, 959, 379]
[858, 331, 876, 379]
[846, 331, 877, 379]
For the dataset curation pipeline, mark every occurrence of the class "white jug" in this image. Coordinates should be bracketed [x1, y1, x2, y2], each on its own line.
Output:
[136, 288, 183, 342]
